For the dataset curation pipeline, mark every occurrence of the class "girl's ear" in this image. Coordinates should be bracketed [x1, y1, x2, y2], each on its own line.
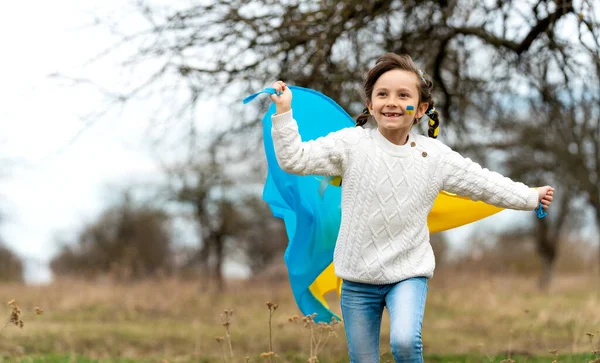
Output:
[416, 102, 429, 119]
[366, 101, 372, 115]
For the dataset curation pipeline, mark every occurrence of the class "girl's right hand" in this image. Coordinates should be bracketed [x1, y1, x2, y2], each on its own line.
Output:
[270, 80, 292, 114]
[537, 186, 554, 210]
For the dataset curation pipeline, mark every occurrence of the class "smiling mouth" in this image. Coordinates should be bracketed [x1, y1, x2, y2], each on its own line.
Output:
[382, 112, 402, 117]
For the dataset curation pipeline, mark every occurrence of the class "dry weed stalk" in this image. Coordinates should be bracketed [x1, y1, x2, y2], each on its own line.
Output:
[549, 349, 558, 363]
[477, 342, 495, 363]
[289, 313, 340, 362]
[4, 299, 24, 330]
[2, 299, 42, 332]
[216, 336, 227, 363]
[504, 327, 514, 363]
[217, 309, 233, 362]
[264, 302, 279, 362]
[587, 332, 600, 358]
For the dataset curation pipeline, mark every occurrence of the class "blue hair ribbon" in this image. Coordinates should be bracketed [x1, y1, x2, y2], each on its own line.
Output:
[535, 203, 547, 219]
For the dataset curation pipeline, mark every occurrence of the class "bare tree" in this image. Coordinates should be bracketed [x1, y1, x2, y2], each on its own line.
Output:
[0, 150, 23, 282]
[477, 91, 581, 289]
[233, 196, 287, 276]
[478, 4, 600, 282]
[0, 242, 24, 283]
[50, 191, 174, 280]
[165, 135, 286, 290]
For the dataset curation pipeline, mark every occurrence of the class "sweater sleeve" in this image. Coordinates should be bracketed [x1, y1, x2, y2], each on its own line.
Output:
[271, 109, 356, 176]
[439, 145, 539, 211]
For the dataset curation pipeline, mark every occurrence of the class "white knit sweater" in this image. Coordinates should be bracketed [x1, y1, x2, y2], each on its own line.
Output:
[271, 110, 539, 284]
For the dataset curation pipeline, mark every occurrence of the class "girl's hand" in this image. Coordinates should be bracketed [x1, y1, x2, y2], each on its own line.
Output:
[537, 186, 554, 210]
[270, 81, 292, 114]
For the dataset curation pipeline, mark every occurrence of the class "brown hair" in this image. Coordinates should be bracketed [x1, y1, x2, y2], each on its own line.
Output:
[356, 53, 440, 138]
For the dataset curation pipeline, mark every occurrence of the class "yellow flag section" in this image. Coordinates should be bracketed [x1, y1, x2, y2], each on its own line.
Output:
[308, 191, 503, 308]
[427, 191, 503, 233]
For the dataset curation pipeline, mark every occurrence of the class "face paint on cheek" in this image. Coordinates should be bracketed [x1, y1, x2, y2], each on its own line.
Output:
[406, 105, 415, 115]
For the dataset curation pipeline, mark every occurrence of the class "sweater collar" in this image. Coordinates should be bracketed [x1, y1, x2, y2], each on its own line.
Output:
[373, 128, 414, 157]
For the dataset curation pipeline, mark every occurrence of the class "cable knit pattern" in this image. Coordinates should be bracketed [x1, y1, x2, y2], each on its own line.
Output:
[271, 110, 539, 284]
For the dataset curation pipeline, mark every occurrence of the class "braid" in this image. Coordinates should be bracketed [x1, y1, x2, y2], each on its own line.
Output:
[416, 71, 441, 138]
[356, 107, 370, 127]
[426, 102, 440, 138]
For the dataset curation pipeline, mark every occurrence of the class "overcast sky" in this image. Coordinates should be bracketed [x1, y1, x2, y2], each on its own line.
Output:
[1, 1, 596, 284]
[0, 1, 169, 282]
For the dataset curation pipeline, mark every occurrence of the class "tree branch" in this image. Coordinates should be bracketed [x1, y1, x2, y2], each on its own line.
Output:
[452, 1, 574, 55]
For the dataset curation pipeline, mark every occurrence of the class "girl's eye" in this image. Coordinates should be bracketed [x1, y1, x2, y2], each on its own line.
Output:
[400, 93, 409, 98]
[377, 92, 387, 97]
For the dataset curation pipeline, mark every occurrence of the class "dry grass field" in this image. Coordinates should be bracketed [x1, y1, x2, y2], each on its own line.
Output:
[0, 270, 599, 362]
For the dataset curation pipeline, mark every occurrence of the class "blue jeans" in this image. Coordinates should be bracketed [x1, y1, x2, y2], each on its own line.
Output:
[340, 277, 428, 363]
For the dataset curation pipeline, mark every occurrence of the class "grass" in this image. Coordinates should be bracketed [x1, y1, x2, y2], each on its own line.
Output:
[0, 272, 598, 362]
[0, 353, 597, 362]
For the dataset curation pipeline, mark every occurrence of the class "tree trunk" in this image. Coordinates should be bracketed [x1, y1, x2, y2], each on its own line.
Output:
[538, 254, 555, 291]
[536, 218, 556, 291]
[596, 207, 600, 279]
[214, 233, 225, 292]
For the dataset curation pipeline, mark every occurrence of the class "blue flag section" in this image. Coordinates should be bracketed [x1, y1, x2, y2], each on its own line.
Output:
[260, 86, 351, 322]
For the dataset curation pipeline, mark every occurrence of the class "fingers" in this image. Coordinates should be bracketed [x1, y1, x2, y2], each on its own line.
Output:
[540, 200, 551, 210]
[541, 192, 553, 210]
[272, 80, 287, 94]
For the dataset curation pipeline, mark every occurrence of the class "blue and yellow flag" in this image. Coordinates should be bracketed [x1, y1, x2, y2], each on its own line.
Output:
[248, 86, 503, 322]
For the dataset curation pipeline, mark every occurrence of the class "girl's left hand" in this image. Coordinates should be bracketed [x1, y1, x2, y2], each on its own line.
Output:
[537, 186, 554, 210]
[270, 81, 292, 114]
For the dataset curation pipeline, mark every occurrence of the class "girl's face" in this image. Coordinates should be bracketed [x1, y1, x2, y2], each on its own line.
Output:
[367, 69, 429, 133]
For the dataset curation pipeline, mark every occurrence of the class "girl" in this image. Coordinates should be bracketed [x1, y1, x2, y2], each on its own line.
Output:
[268, 53, 554, 363]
